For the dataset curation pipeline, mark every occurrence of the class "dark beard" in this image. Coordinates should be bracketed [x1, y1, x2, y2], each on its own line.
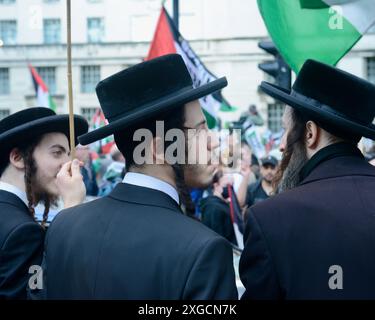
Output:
[29, 173, 59, 211]
[276, 141, 309, 193]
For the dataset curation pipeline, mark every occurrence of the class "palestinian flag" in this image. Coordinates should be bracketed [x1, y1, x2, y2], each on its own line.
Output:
[90, 108, 114, 154]
[147, 7, 232, 128]
[258, 0, 375, 72]
[29, 64, 57, 112]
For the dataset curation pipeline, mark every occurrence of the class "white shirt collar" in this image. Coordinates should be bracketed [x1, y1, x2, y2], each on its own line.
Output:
[122, 172, 180, 205]
[0, 181, 28, 207]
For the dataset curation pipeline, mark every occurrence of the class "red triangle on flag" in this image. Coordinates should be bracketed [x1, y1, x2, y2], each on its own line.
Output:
[146, 8, 177, 60]
[28, 64, 48, 93]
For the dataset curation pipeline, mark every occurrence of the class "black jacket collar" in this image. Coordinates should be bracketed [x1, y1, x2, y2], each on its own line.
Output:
[0, 190, 29, 212]
[300, 142, 363, 181]
[300, 147, 375, 186]
[108, 183, 182, 213]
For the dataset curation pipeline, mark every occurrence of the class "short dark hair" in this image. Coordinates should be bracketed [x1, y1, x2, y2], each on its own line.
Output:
[0, 135, 43, 177]
[114, 104, 186, 170]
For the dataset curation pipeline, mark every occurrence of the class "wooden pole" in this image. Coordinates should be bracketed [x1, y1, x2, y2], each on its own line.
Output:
[66, 0, 76, 159]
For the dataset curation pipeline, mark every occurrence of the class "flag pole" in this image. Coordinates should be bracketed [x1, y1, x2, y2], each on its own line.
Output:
[66, 0, 76, 159]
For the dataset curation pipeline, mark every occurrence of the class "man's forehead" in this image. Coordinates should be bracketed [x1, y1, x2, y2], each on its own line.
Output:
[39, 132, 69, 148]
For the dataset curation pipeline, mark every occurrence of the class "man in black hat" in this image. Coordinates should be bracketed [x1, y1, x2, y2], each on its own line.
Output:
[43, 54, 238, 299]
[0, 107, 88, 299]
[240, 59, 375, 299]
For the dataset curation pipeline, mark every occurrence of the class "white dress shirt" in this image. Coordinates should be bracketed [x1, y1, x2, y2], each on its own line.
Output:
[122, 172, 179, 204]
[0, 181, 28, 206]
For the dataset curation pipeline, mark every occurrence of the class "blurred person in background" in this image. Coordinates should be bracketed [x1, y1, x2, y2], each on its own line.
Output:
[200, 169, 236, 245]
[76, 144, 98, 197]
[98, 144, 126, 196]
[246, 156, 278, 206]
[241, 155, 278, 224]
[228, 141, 256, 194]
[240, 104, 264, 127]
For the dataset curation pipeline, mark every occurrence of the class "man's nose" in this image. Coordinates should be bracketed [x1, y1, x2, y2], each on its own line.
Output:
[60, 154, 71, 167]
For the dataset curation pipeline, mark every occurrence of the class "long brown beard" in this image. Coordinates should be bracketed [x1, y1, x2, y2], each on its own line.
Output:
[24, 151, 59, 227]
[272, 107, 309, 194]
[276, 141, 309, 193]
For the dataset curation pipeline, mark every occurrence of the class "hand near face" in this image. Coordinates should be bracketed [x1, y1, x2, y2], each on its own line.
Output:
[240, 161, 252, 178]
[56, 159, 86, 208]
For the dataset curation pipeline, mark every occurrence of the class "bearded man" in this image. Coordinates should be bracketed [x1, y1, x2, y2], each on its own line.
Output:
[0, 107, 88, 299]
[239, 59, 375, 299]
[43, 54, 238, 299]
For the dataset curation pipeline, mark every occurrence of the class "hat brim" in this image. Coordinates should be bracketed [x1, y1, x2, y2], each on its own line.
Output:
[260, 81, 375, 140]
[0, 114, 89, 151]
[78, 77, 228, 145]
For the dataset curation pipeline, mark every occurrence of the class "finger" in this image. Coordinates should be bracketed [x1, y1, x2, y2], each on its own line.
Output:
[71, 159, 82, 177]
[57, 161, 72, 178]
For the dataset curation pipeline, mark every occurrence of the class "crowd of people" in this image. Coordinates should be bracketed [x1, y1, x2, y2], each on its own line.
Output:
[1, 54, 375, 300]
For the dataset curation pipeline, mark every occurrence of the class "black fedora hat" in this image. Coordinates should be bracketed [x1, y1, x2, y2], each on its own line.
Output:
[260, 59, 375, 140]
[78, 54, 228, 145]
[0, 107, 89, 157]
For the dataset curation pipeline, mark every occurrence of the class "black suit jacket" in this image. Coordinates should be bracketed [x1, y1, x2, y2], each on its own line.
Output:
[44, 183, 237, 299]
[0, 190, 44, 299]
[240, 155, 375, 299]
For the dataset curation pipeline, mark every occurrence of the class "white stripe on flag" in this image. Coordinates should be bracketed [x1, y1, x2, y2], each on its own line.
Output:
[37, 85, 49, 108]
[323, 0, 375, 33]
[174, 40, 220, 119]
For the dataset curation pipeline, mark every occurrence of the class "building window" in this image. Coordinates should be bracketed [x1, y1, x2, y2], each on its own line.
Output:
[87, 18, 104, 43]
[36, 67, 56, 94]
[81, 66, 100, 93]
[267, 103, 285, 133]
[81, 107, 97, 124]
[43, 19, 61, 44]
[0, 0, 16, 4]
[0, 20, 17, 45]
[0, 68, 9, 95]
[368, 58, 375, 85]
[0, 109, 10, 120]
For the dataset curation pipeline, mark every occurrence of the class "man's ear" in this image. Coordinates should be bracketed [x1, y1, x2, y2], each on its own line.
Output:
[305, 120, 320, 149]
[9, 148, 25, 170]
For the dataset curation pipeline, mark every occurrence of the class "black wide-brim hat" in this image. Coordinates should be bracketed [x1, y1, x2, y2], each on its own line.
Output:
[78, 54, 228, 145]
[260, 59, 375, 140]
[0, 107, 89, 157]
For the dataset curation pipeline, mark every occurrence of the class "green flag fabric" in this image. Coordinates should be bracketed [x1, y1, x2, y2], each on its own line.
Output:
[258, 0, 375, 72]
